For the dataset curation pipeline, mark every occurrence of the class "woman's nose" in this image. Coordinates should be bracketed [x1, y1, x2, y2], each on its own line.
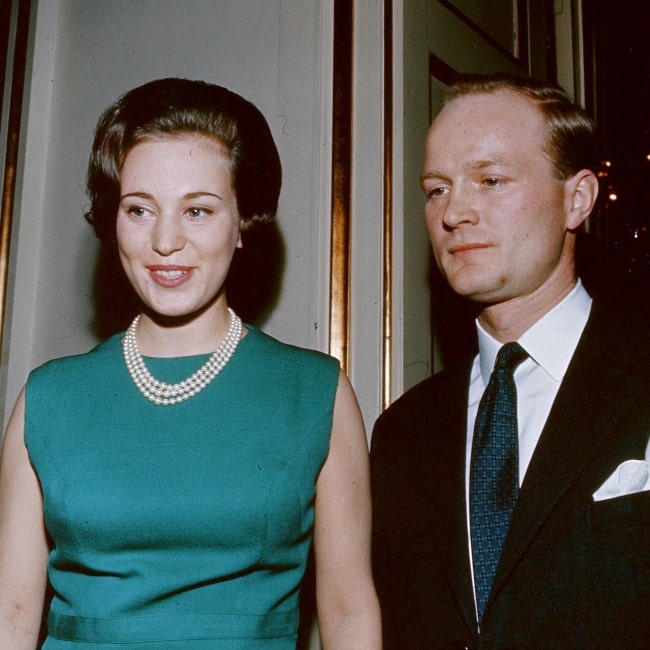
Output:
[151, 214, 185, 255]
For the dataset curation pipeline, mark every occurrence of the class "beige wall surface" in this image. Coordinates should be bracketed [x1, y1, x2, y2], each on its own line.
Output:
[1, 0, 334, 427]
[1, 0, 579, 434]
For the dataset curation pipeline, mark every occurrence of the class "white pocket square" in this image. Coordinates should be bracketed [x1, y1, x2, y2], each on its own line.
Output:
[593, 437, 650, 502]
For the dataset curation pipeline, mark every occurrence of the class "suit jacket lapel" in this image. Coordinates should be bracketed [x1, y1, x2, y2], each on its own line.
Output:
[426, 356, 478, 631]
[493, 302, 650, 594]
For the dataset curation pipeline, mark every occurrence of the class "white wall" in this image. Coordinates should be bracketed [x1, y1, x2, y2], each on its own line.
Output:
[1, 0, 579, 434]
[2, 0, 335, 427]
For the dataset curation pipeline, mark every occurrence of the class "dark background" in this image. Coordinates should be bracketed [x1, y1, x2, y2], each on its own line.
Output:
[587, 1, 650, 295]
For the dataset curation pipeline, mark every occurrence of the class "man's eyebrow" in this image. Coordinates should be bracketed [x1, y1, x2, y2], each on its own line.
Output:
[420, 157, 513, 185]
[420, 168, 451, 185]
[463, 157, 509, 170]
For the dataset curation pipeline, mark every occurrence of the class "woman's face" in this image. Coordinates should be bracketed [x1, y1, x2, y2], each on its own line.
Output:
[116, 135, 241, 320]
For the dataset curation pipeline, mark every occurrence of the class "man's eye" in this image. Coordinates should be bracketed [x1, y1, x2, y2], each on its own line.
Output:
[427, 186, 447, 199]
[483, 177, 502, 187]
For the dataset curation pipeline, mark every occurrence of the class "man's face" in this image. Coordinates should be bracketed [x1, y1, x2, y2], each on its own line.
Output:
[421, 90, 579, 308]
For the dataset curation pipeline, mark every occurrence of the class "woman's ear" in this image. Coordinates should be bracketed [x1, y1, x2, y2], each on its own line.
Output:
[565, 169, 599, 230]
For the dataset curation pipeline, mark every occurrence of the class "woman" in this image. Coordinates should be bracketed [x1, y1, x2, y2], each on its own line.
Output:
[0, 78, 381, 649]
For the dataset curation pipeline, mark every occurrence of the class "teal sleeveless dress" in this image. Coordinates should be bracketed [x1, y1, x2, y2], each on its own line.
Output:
[25, 326, 340, 648]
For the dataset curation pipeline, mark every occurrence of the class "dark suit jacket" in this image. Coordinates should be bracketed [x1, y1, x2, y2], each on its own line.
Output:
[371, 301, 650, 649]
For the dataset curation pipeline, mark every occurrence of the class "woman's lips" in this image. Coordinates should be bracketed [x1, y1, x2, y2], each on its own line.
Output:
[147, 265, 194, 287]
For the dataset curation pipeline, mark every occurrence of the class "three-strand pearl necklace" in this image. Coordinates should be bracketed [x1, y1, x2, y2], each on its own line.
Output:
[122, 308, 243, 406]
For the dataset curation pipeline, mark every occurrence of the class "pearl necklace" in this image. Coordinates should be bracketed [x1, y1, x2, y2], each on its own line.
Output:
[122, 308, 242, 406]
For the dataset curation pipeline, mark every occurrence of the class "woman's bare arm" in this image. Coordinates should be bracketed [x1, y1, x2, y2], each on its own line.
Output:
[0, 389, 49, 648]
[313, 371, 382, 649]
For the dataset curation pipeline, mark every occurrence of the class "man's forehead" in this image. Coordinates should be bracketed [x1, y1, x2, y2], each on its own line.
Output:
[428, 91, 545, 144]
[422, 93, 554, 178]
[453, 88, 542, 118]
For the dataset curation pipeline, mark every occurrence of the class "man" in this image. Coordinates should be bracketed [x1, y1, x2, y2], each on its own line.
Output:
[371, 73, 650, 649]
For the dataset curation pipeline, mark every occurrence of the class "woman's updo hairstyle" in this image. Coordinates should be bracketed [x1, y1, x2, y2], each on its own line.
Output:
[85, 77, 282, 244]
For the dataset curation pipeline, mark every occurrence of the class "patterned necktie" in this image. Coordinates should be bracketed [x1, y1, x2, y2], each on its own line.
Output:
[470, 342, 527, 622]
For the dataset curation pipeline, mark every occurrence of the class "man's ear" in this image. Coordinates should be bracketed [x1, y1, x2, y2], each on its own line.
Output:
[565, 169, 599, 230]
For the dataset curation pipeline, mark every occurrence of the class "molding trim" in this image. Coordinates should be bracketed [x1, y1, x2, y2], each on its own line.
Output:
[0, 0, 31, 361]
[437, 0, 530, 71]
[329, 0, 354, 372]
[382, 0, 393, 409]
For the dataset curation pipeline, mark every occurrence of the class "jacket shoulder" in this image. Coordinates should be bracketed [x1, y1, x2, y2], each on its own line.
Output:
[372, 355, 473, 448]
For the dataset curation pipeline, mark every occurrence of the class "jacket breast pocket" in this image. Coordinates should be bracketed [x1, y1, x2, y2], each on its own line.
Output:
[589, 489, 650, 532]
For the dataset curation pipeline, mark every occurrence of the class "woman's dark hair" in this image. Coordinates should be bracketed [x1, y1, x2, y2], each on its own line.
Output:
[85, 77, 282, 244]
[443, 73, 598, 180]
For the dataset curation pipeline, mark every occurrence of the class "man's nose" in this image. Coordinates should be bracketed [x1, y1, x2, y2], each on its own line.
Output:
[442, 188, 479, 228]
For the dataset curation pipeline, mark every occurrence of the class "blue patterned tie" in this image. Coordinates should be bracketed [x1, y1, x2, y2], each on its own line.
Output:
[470, 342, 527, 621]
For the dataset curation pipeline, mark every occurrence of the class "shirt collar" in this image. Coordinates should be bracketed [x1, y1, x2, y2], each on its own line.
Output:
[476, 280, 593, 385]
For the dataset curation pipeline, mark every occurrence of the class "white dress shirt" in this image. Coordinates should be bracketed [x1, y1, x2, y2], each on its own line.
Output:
[465, 280, 592, 615]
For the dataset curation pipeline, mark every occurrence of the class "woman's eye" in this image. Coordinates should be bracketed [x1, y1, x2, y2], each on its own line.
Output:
[187, 207, 213, 220]
[128, 206, 148, 218]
